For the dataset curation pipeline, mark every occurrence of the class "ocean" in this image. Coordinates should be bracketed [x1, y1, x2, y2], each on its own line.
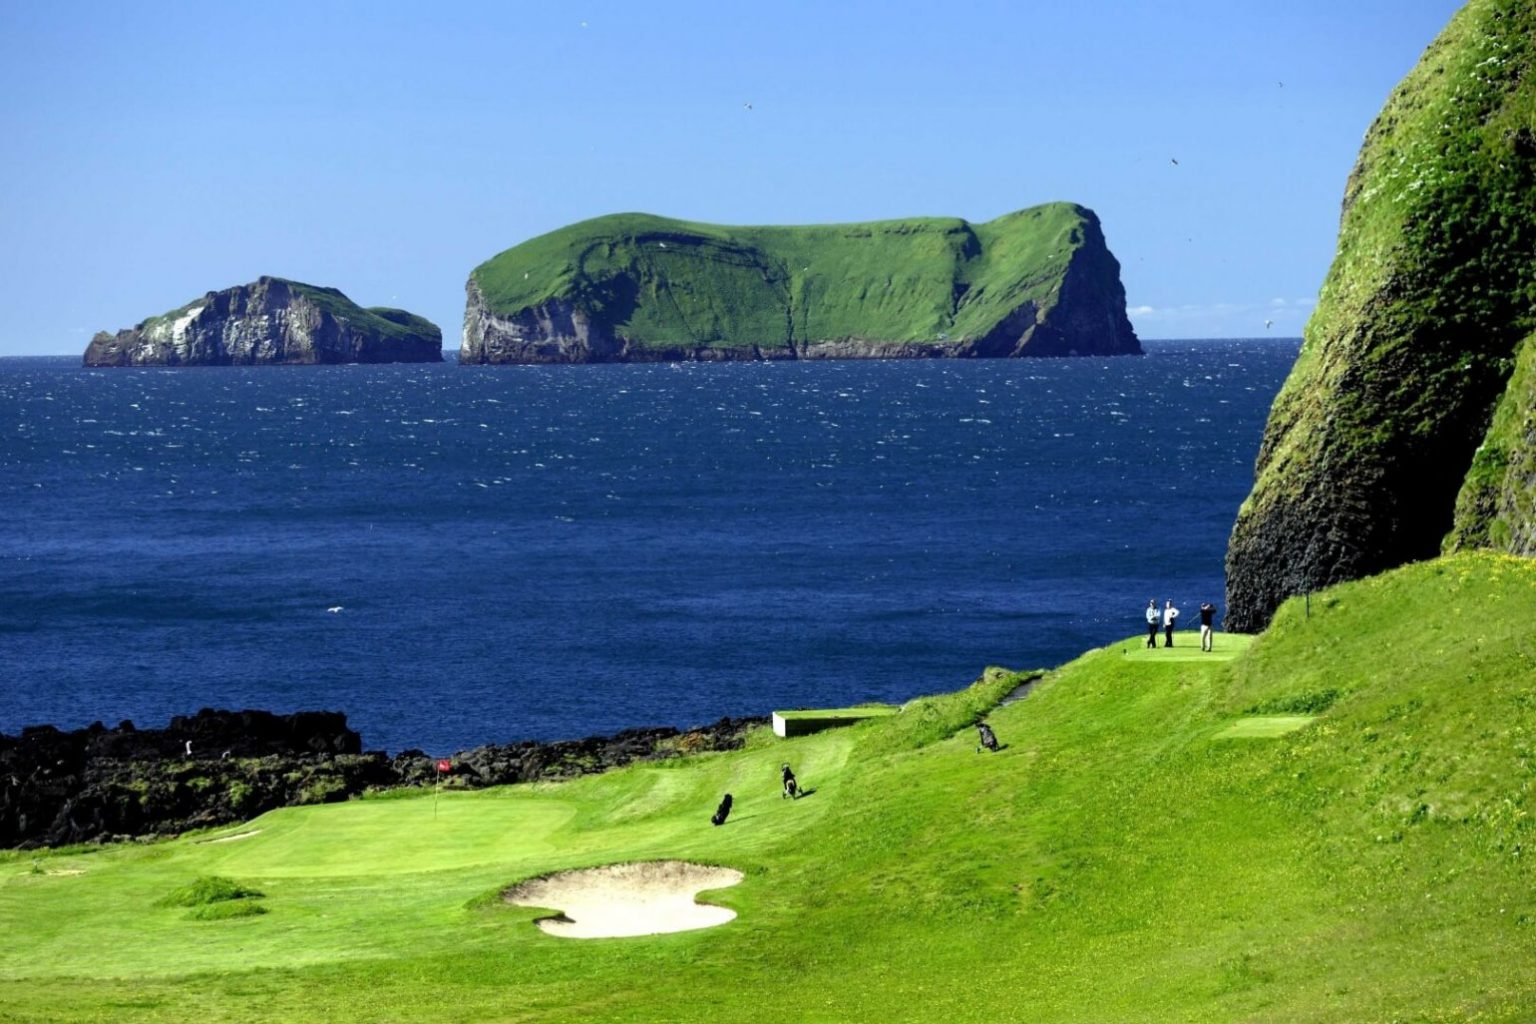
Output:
[0, 339, 1298, 754]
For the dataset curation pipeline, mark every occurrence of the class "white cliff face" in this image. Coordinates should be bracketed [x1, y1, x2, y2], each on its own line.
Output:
[460, 278, 625, 364]
[85, 278, 441, 367]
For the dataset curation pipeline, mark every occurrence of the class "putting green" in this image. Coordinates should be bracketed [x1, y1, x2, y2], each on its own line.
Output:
[207, 792, 579, 877]
[1119, 631, 1252, 661]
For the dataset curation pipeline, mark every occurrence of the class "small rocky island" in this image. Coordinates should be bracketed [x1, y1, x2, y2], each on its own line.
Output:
[84, 276, 442, 366]
[461, 203, 1140, 363]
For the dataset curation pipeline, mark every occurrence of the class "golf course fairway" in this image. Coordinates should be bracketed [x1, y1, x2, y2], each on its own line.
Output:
[2, 552, 1534, 1022]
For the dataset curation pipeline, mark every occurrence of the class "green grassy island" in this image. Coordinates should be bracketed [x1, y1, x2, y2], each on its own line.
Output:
[460, 203, 1140, 363]
[3, 553, 1534, 1022]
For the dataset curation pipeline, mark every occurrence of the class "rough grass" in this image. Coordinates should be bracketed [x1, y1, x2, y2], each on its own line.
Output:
[470, 204, 1092, 348]
[1, 553, 1534, 1022]
[155, 875, 263, 908]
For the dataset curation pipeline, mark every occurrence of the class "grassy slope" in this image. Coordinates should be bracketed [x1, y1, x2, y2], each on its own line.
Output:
[1226, 0, 1536, 626]
[3, 554, 1535, 1022]
[136, 279, 439, 346]
[469, 204, 1088, 348]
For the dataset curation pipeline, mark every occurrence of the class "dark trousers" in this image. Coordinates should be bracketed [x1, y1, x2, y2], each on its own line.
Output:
[1147, 622, 1158, 648]
[1164, 624, 1174, 647]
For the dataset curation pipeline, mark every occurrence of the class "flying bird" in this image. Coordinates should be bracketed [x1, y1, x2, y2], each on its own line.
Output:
[1265, 319, 1274, 330]
[327, 606, 344, 613]
[743, 102, 753, 111]
[1170, 157, 1179, 166]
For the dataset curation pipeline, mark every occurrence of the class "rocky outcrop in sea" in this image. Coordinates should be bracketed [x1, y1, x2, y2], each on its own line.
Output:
[84, 276, 442, 366]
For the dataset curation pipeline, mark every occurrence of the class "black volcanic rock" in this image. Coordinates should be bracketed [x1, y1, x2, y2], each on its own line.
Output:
[393, 717, 765, 787]
[0, 710, 383, 848]
[0, 711, 766, 849]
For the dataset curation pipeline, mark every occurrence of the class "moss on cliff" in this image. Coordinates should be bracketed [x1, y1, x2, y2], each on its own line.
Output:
[1225, 0, 1536, 631]
[1448, 329, 1536, 555]
[465, 203, 1138, 357]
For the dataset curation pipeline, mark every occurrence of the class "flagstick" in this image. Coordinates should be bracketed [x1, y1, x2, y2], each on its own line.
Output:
[434, 761, 440, 820]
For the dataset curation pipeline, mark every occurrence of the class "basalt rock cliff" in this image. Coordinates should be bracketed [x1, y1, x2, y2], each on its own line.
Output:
[1225, 0, 1536, 632]
[84, 276, 442, 366]
[460, 203, 1139, 363]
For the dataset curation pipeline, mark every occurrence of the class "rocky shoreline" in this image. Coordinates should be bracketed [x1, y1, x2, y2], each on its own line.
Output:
[0, 708, 764, 849]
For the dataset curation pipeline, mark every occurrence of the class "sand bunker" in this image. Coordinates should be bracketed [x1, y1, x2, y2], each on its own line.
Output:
[504, 861, 744, 939]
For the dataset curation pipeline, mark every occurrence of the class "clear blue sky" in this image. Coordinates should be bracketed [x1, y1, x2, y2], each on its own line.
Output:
[0, 0, 1463, 355]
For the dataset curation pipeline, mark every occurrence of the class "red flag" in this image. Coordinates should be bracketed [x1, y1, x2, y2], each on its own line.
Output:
[436, 758, 451, 773]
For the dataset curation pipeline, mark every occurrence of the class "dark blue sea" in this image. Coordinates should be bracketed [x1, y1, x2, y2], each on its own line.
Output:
[0, 340, 1298, 754]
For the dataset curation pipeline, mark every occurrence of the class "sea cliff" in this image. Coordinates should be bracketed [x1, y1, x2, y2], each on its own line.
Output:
[1225, 0, 1536, 631]
[460, 203, 1140, 363]
[84, 277, 442, 367]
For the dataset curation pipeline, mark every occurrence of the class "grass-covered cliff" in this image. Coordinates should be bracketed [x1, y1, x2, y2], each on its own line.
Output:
[84, 277, 443, 367]
[4, 552, 1535, 1022]
[1225, 0, 1536, 631]
[460, 203, 1139, 363]
[1448, 328, 1536, 555]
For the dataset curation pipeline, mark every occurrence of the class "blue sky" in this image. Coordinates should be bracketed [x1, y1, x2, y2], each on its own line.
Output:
[0, 0, 1463, 355]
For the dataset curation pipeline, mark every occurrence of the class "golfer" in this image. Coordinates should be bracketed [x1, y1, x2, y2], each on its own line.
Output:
[1199, 601, 1217, 652]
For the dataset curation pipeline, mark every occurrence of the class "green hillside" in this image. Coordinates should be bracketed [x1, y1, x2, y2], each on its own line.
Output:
[3, 552, 1533, 1022]
[462, 203, 1139, 359]
[1225, 0, 1536, 631]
